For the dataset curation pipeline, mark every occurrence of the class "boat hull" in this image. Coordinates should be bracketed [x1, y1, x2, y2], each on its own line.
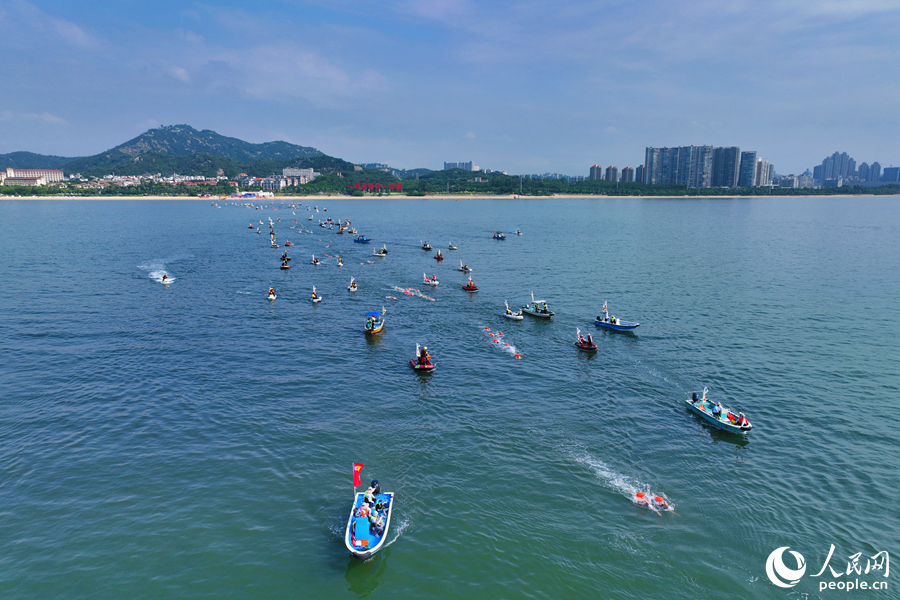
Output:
[409, 359, 435, 371]
[594, 319, 639, 331]
[574, 342, 598, 351]
[267, 295, 276, 301]
[345, 491, 394, 560]
[504, 313, 524, 320]
[365, 321, 385, 334]
[685, 399, 752, 433]
[462, 286, 479, 292]
[522, 309, 553, 318]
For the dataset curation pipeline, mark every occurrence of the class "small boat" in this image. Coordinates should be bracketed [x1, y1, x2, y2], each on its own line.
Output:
[493, 232, 506, 240]
[348, 228, 357, 234]
[281, 253, 291, 262]
[311, 255, 320, 265]
[574, 327, 597, 351]
[517, 230, 522, 235]
[686, 388, 752, 433]
[458, 261, 472, 272]
[249, 224, 255, 229]
[410, 344, 434, 371]
[336, 229, 344, 234]
[373, 245, 388, 257]
[337, 258, 343, 267]
[280, 261, 291, 270]
[423, 273, 439, 286]
[271, 242, 279, 248]
[311, 286, 322, 303]
[594, 302, 639, 331]
[354, 236, 371, 243]
[308, 215, 313, 220]
[345, 487, 394, 560]
[434, 251, 444, 261]
[364, 307, 386, 334]
[462, 276, 478, 292]
[267, 289, 277, 301]
[161, 275, 171, 285]
[285, 241, 292, 246]
[521, 292, 554, 318]
[448, 243, 457, 250]
[503, 301, 523, 320]
[421, 241, 432, 250]
[348, 277, 358, 292]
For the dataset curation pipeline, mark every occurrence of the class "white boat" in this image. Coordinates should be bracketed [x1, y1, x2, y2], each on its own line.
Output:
[267, 290, 277, 301]
[449, 243, 458, 250]
[348, 277, 358, 292]
[373, 245, 388, 257]
[338, 258, 343, 267]
[423, 273, 439, 286]
[311, 255, 320, 265]
[503, 300, 523, 320]
[345, 489, 394, 560]
[686, 388, 752, 434]
[311, 286, 322, 303]
[161, 275, 171, 285]
[458, 260, 472, 272]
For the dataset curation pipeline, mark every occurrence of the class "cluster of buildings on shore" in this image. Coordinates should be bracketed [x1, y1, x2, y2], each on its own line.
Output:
[812, 151, 899, 187]
[0, 167, 321, 190]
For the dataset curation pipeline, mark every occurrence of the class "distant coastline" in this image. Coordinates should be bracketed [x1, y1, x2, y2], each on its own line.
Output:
[3, 193, 898, 201]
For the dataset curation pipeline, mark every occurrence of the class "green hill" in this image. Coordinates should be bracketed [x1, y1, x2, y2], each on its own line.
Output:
[0, 151, 80, 170]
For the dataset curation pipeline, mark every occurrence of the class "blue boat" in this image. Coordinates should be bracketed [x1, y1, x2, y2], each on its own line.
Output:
[354, 235, 371, 243]
[345, 490, 395, 560]
[493, 232, 506, 240]
[685, 388, 752, 434]
[365, 308, 386, 334]
[594, 302, 639, 331]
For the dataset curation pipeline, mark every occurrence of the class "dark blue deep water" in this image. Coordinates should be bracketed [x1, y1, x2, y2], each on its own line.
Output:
[1, 197, 897, 599]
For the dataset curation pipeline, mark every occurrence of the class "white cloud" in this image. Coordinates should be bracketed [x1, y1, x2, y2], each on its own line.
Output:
[169, 67, 190, 83]
[465, 131, 476, 139]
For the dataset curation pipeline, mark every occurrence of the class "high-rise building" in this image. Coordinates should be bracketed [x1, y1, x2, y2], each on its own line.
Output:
[739, 151, 758, 187]
[755, 159, 772, 186]
[443, 161, 473, 171]
[858, 162, 870, 181]
[871, 162, 882, 181]
[818, 152, 855, 183]
[589, 165, 603, 181]
[813, 165, 823, 182]
[688, 146, 713, 188]
[711, 147, 741, 187]
[643, 146, 717, 187]
[621, 167, 634, 182]
[882, 167, 900, 183]
[635, 165, 645, 184]
[605, 166, 618, 182]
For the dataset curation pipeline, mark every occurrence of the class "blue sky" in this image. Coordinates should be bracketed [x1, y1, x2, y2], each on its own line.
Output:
[1, 0, 898, 175]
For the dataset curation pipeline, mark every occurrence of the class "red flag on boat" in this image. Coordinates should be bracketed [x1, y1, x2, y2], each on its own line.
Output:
[353, 463, 364, 487]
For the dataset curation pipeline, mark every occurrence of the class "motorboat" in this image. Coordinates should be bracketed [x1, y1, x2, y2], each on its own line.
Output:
[337, 257, 343, 267]
[686, 388, 752, 434]
[503, 301, 523, 320]
[311, 255, 320, 265]
[267, 289, 277, 301]
[348, 277, 357, 292]
[434, 250, 444, 261]
[574, 328, 597, 351]
[462, 276, 478, 292]
[354, 235, 371, 243]
[521, 292, 554, 318]
[493, 232, 506, 240]
[374, 245, 388, 257]
[365, 307, 386, 334]
[280, 261, 291, 270]
[421, 241, 432, 250]
[345, 488, 394, 560]
[594, 302, 639, 331]
[311, 286, 322, 303]
[458, 261, 472, 272]
[280, 253, 291, 262]
[423, 273, 439, 286]
[448, 243, 457, 250]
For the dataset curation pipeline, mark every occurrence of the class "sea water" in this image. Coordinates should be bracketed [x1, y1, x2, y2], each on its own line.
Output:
[0, 197, 897, 599]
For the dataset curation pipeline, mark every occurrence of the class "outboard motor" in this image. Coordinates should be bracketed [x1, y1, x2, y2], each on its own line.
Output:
[370, 480, 381, 495]
[692, 392, 699, 402]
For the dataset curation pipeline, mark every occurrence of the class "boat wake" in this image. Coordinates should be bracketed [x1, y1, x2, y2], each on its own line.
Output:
[138, 257, 187, 284]
[573, 452, 674, 513]
[482, 327, 521, 359]
[383, 517, 409, 549]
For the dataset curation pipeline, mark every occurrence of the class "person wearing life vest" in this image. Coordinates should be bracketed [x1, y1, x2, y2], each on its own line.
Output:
[712, 402, 722, 418]
[737, 412, 749, 427]
[269, 287, 275, 296]
[162, 274, 168, 281]
[369, 510, 385, 535]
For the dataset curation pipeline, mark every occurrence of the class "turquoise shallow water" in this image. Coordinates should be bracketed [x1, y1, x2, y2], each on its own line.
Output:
[0, 197, 897, 599]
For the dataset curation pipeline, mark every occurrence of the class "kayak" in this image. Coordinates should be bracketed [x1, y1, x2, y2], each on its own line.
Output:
[345, 491, 394, 560]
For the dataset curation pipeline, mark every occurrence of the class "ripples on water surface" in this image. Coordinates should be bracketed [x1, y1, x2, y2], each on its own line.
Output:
[1, 197, 897, 599]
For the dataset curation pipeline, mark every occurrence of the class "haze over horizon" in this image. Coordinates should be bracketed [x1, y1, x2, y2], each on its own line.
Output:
[1, 0, 898, 175]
